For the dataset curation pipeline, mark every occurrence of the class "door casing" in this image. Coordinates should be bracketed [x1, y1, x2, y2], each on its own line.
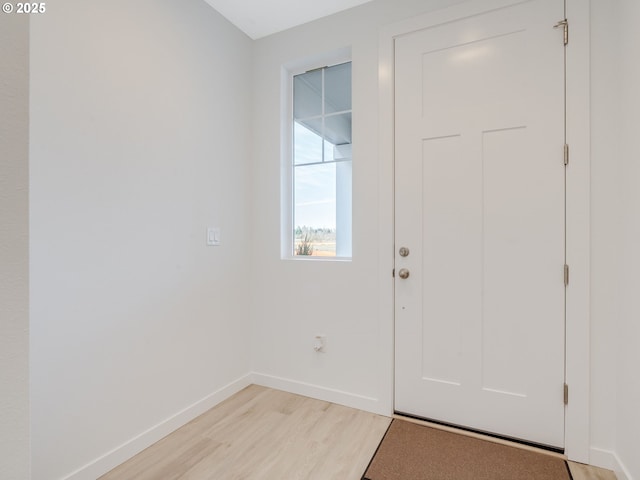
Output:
[377, 0, 591, 463]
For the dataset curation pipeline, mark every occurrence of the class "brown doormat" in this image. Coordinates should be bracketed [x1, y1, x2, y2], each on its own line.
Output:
[363, 420, 572, 480]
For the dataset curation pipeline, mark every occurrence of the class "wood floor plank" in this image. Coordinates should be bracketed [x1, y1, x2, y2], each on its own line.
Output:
[100, 386, 616, 480]
[569, 461, 618, 480]
[100, 385, 391, 480]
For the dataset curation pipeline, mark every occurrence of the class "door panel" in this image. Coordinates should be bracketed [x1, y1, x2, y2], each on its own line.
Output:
[394, 0, 566, 448]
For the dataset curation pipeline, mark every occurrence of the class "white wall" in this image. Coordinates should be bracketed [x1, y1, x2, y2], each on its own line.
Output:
[589, 0, 620, 464]
[616, 0, 640, 477]
[0, 13, 30, 480]
[590, 1, 640, 478]
[29, 1, 253, 478]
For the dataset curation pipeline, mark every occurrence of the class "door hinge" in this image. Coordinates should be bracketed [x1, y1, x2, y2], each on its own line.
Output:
[564, 264, 569, 286]
[564, 383, 569, 405]
[564, 144, 569, 166]
[554, 19, 568, 45]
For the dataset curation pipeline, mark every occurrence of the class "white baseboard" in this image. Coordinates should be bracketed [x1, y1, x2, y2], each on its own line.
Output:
[251, 372, 389, 416]
[590, 447, 634, 480]
[62, 373, 253, 480]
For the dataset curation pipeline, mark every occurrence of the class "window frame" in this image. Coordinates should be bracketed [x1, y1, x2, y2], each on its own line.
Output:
[281, 49, 353, 261]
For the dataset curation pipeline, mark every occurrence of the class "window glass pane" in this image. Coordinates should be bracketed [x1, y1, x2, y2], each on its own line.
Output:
[324, 62, 351, 113]
[324, 112, 352, 147]
[297, 116, 323, 141]
[324, 139, 335, 162]
[294, 121, 323, 165]
[294, 70, 322, 119]
[289, 61, 351, 259]
[294, 163, 336, 257]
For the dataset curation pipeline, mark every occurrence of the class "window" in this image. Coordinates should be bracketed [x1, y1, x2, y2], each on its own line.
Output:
[290, 61, 352, 258]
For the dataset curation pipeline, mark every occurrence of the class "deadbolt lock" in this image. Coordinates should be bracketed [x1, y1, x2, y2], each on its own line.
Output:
[399, 247, 410, 257]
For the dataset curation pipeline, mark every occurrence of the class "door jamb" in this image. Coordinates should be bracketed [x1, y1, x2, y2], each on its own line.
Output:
[377, 0, 590, 463]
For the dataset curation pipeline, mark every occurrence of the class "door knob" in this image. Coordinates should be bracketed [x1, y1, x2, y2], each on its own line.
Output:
[398, 268, 410, 279]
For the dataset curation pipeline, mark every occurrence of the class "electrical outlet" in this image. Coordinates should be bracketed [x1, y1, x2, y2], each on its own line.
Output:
[314, 335, 326, 353]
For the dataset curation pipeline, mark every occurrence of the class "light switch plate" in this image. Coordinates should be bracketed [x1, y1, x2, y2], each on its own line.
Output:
[207, 227, 221, 246]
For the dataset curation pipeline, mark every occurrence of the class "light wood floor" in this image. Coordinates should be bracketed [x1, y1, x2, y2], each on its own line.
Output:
[101, 385, 616, 480]
[100, 385, 390, 479]
[569, 462, 618, 480]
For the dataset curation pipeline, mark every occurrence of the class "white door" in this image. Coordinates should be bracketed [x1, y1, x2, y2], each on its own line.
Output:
[394, 0, 566, 448]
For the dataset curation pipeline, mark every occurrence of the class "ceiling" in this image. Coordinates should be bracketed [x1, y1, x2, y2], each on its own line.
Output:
[202, 0, 376, 40]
